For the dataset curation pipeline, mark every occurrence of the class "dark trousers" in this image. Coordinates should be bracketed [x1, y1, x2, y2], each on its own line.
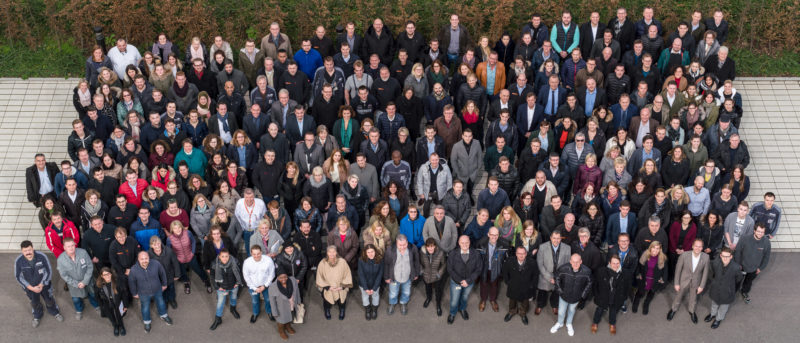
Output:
[508, 298, 530, 315]
[479, 277, 500, 301]
[536, 288, 559, 309]
[592, 305, 619, 325]
[425, 279, 445, 305]
[322, 297, 346, 310]
[741, 271, 759, 293]
[421, 192, 440, 217]
[26, 284, 60, 320]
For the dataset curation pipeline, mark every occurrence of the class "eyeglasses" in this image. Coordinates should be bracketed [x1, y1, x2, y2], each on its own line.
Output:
[575, 139, 585, 142]
[720, 254, 732, 258]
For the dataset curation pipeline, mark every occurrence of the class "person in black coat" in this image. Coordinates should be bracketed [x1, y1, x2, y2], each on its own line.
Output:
[108, 228, 139, 304]
[446, 235, 483, 324]
[591, 255, 632, 334]
[94, 267, 130, 336]
[26, 155, 60, 206]
[502, 246, 539, 325]
[705, 247, 743, 328]
[632, 240, 668, 315]
[202, 227, 237, 271]
[291, 225, 324, 292]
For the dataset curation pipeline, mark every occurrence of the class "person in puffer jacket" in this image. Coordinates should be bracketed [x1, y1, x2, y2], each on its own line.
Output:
[130, 207, 163, 251]
[489, 157, 520, 201]
[550, 253, 592, 336]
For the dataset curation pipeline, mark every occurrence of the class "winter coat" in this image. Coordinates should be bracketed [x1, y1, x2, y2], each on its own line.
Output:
[490, 165, 521, 200]
[593, 266, 632, 308]
[422, 216, 458, 253]
[449, 139, 483, 183]
[415, 161, 453, 201]
[148, 246, 181, 282]
[502, 255, 539, 300]
[446, 248, 483, 286]
[554, 263, 593, 303]
[268, 277, 299, 324]
[476, 237, 510, 282]
[358, 258, 383, 291]
[316, 257, 353, 304]
[636, 253, 668, 291]
[441, 189, 471, 227]
[56, 248, 94, 298]
[383, 245, 421, 282]
[275, 249, 308, 281]
[327, 228, 359, 267]
[420, 246, 446, 284]
[536, 242, 571, 290]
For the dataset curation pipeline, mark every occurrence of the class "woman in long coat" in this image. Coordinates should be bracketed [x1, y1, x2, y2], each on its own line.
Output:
[269, 272, 300, 339]
[316, 246, 353, 320]
[94, 267, 129, 336]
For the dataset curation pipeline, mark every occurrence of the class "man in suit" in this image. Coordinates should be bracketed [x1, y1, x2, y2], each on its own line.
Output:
[243, 103, 270, 147]
[575, 78, 606, 119]
[537, 75, 566, 125]
[284, 105, 316, 146]
[606, 201, 638, 249]
[516, 92, 544, 151]
[256, 57, 284, 91]
[487, 89, 516, 123]
[628, 107, 659, 149]
[579, 12, 606, 60]
[610, 94, 638, 131]
[26, 153, 59, 206]
[208, 102, 239, 144]
[269, 89, 297, 132]
[667, 238, 709, 324]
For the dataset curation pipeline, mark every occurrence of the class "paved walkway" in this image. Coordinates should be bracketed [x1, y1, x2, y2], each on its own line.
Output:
[0, 77, 798, 251]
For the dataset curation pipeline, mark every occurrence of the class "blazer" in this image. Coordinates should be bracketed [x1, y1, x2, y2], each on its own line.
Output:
[242, 114, 270, 144]
[486, 98, 517, 123]
[515, 104, 545, 138]
[578, 22, 607, 59]
[284, 115, 317, 145]
[673, 251, 710, 291]
[536, 242, 571, 291]
[628, 118, 659, 142]
[536, 86, 567, 115]
[207, 113, 239, 138]
[269, 99, 298, 131]
[575, 86, 607, 113]
[605, 212, 638, 247]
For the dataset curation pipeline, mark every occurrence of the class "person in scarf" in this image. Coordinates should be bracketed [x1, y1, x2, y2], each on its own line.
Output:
[151, 33, 179, 63]
[269, 271, 300, 339]
[590, 254, 631, 335]
[209, 249, 243, 330]
[476, 227, 510, 313]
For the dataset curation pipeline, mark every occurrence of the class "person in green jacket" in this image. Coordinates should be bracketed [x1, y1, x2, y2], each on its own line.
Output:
[657, 38, 690, 75]
[173, 139, 208, 178]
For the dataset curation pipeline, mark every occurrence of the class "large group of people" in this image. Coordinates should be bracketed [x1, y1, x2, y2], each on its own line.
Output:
[18, 5, 780, 339]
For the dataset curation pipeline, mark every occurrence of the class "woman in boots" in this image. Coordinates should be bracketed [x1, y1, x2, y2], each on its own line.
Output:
[591, 255, 632, 335]
[316, 246, 353, 320]
[419, 238, 447, 316]
[632, 241, 668, 315]
[269, 271, 300, 340]
[94, 267, 128, 336]
[166, 221, 212, 294]
[358, 244, 384, 320]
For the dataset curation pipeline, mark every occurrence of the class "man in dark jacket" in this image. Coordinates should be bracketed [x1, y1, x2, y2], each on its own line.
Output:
[591, 255, 631, 334]
[277, 62, 310, 105]
[67, 120, 95, 162]
[502, 246, 539, 325]
[326, 195, 360, 234]
[706, 247, 743, 328]
[251, 149, 284, 202]
[15, 240, 65, 327]
[107, 194, 138, 229]
[82, 216, 116, 269]
[734, 224, 771, 305]
[476, 227, 509, 313]
[446, 235, 483, 324]
[712, 133, 749, 176]
[362, 18, 394, 65]
[128, 251, 172, 332]
[550, 253, 592, 336]
[395, 21, 426, 63]
[26, 154, 59, 206]
[209, 249, 243, 330]
[292, 223, 324, 283]
[439, 14, 471, 70]
[608, 8, 637, 53]
[607, 232, 638, 313]
[186, 60, 218, 100]
[383, 235, 420, 315]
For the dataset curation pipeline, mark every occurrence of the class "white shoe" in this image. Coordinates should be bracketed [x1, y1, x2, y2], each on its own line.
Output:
[567, 324, 574, 336]
[550, 323, 563, 333]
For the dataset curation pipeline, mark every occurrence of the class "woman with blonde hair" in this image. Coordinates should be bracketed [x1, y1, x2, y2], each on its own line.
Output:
[190, 193, 215, 240]
[322, 149, 350, 195]
[514, 220, 540, 258]
[495, 206, 522, 246]
[573, 152, 602, 195]
[209, 206, 243, 247]
[73, 79, 93, 119]
[317, 245, 353, 320]
[632, 241, 668, 315]
[666, 184, 690, 223]
[361, 221, 392, 253]
[279, 162, 305, 214]
[404, 63, 429, 98]
[638, 158, 663, 191]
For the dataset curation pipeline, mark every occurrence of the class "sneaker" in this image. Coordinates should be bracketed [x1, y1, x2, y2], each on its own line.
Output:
[162, 316, 173, 325]
[32, 318, 40, 328]
[144, 323, 151, 333]
[621, 305, 628, 313]
[54, 314, 64, 322]
[94, 307, 101, 314]
[566, 324, 574, 336]
[550, 323, 563, 334]
[75, 312, 82, 321]
[742, 293, 751, 304]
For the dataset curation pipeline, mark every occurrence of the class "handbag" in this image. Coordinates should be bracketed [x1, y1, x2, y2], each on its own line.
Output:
[292, 303, 305, 324]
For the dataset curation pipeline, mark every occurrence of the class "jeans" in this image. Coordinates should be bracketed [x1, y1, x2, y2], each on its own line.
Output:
[215, 287, 238, 317]
[360, 287, 380, 306]
[139, 292, 168, 324]
[71, 291, 99, 312]
[556, 297, 578, 325]
[249, 288, 272, 316]
[242, 231, 255, 257]
[448, 279, 474, 315]
[388, 280, 412, 305]
[447, 53, 459, 72]
[26, 285, 60, 319]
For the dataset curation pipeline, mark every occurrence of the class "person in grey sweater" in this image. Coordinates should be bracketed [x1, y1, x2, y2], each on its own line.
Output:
[56, 238, 98, 320]
[734, 224, 771, 304]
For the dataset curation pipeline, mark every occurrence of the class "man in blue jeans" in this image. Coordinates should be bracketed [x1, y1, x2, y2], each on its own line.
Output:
[209, 249, 243, 330]
[128, 251, 173, 333]
[446, 235, 483, 324]
[243, 244, 276, 323]
[56, 238, 99, 321]
[550, 253, 592, 337]
[383, 234, 420, 315]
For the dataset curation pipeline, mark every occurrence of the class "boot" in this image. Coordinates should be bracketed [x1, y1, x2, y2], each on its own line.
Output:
[209, 316, 222, 330]
[642, 292, 654, 315]
[230, 306, 240, 319]
[119, 324, 126, 336]
[204, 279, 213, 294]
[338, 306, 346, 320]
[324, 307, 332, 320]
[632, 295, 641, 314]
[365, 305, 372, 320]
[423, 297, 432, 308]
[277, 323, 288, 340]
[114, 325, 120, 336]
[371, 305, 378, 320]
[285, 322, 296, 335]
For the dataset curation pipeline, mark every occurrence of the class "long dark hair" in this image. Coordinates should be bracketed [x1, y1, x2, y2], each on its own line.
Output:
[360, 243, 383, 262]
[95, 267, 118, 294]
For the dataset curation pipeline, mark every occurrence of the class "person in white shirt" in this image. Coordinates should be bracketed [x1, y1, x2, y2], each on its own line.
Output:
[106, 38, 142, 79]
[243, 245, 276, 323]
[235, 188, 267, 249]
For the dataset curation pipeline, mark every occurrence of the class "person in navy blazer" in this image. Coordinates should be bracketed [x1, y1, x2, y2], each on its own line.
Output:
[242, 103, 271, 146]
[609, 95, 638, 131]
[284, 105, 317, 146]
[208, 102, 240, 142]
[575, 80, 607, 116]
[516, 92, 545, 148]
[606, 201, 638, 248]
[536, 75, 566, 124]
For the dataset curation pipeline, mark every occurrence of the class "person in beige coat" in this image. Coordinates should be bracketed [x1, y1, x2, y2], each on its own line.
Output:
[316, 246, 353, 320]
[260, 23, 293, 60]
[667, 238, 709, 324]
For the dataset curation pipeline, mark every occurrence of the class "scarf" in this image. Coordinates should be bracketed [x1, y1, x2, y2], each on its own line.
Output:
[667, 125, 681, 142]
[607, 192, 618, 204]
[78, 89, 92, 107]
[514, 66, 525, 77]
[129, 121, 141, 140]
[83, 200, 102, 217]
[190, 46, 204, 61]
[434, 91, 446, 101]
[196, 203, 209, 214]
[277, 279, 294, 298]
[462, 110, 479, 124]
[429, 71, 445, 85]
[340, 119, 353, 148]
[153, 42, 173, 57]
[214, 256, 243, 286]
[583, 193, 594, 204]
[173, 81, 189, 98]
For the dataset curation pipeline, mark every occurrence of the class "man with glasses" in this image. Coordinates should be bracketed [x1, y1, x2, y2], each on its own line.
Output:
[705, 247, 742, 328]
[186, 59, 218, 100]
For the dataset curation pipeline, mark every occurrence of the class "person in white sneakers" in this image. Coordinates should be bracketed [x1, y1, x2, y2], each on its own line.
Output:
[550, 253, 592, 336]
[243, 244, 276, 323]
